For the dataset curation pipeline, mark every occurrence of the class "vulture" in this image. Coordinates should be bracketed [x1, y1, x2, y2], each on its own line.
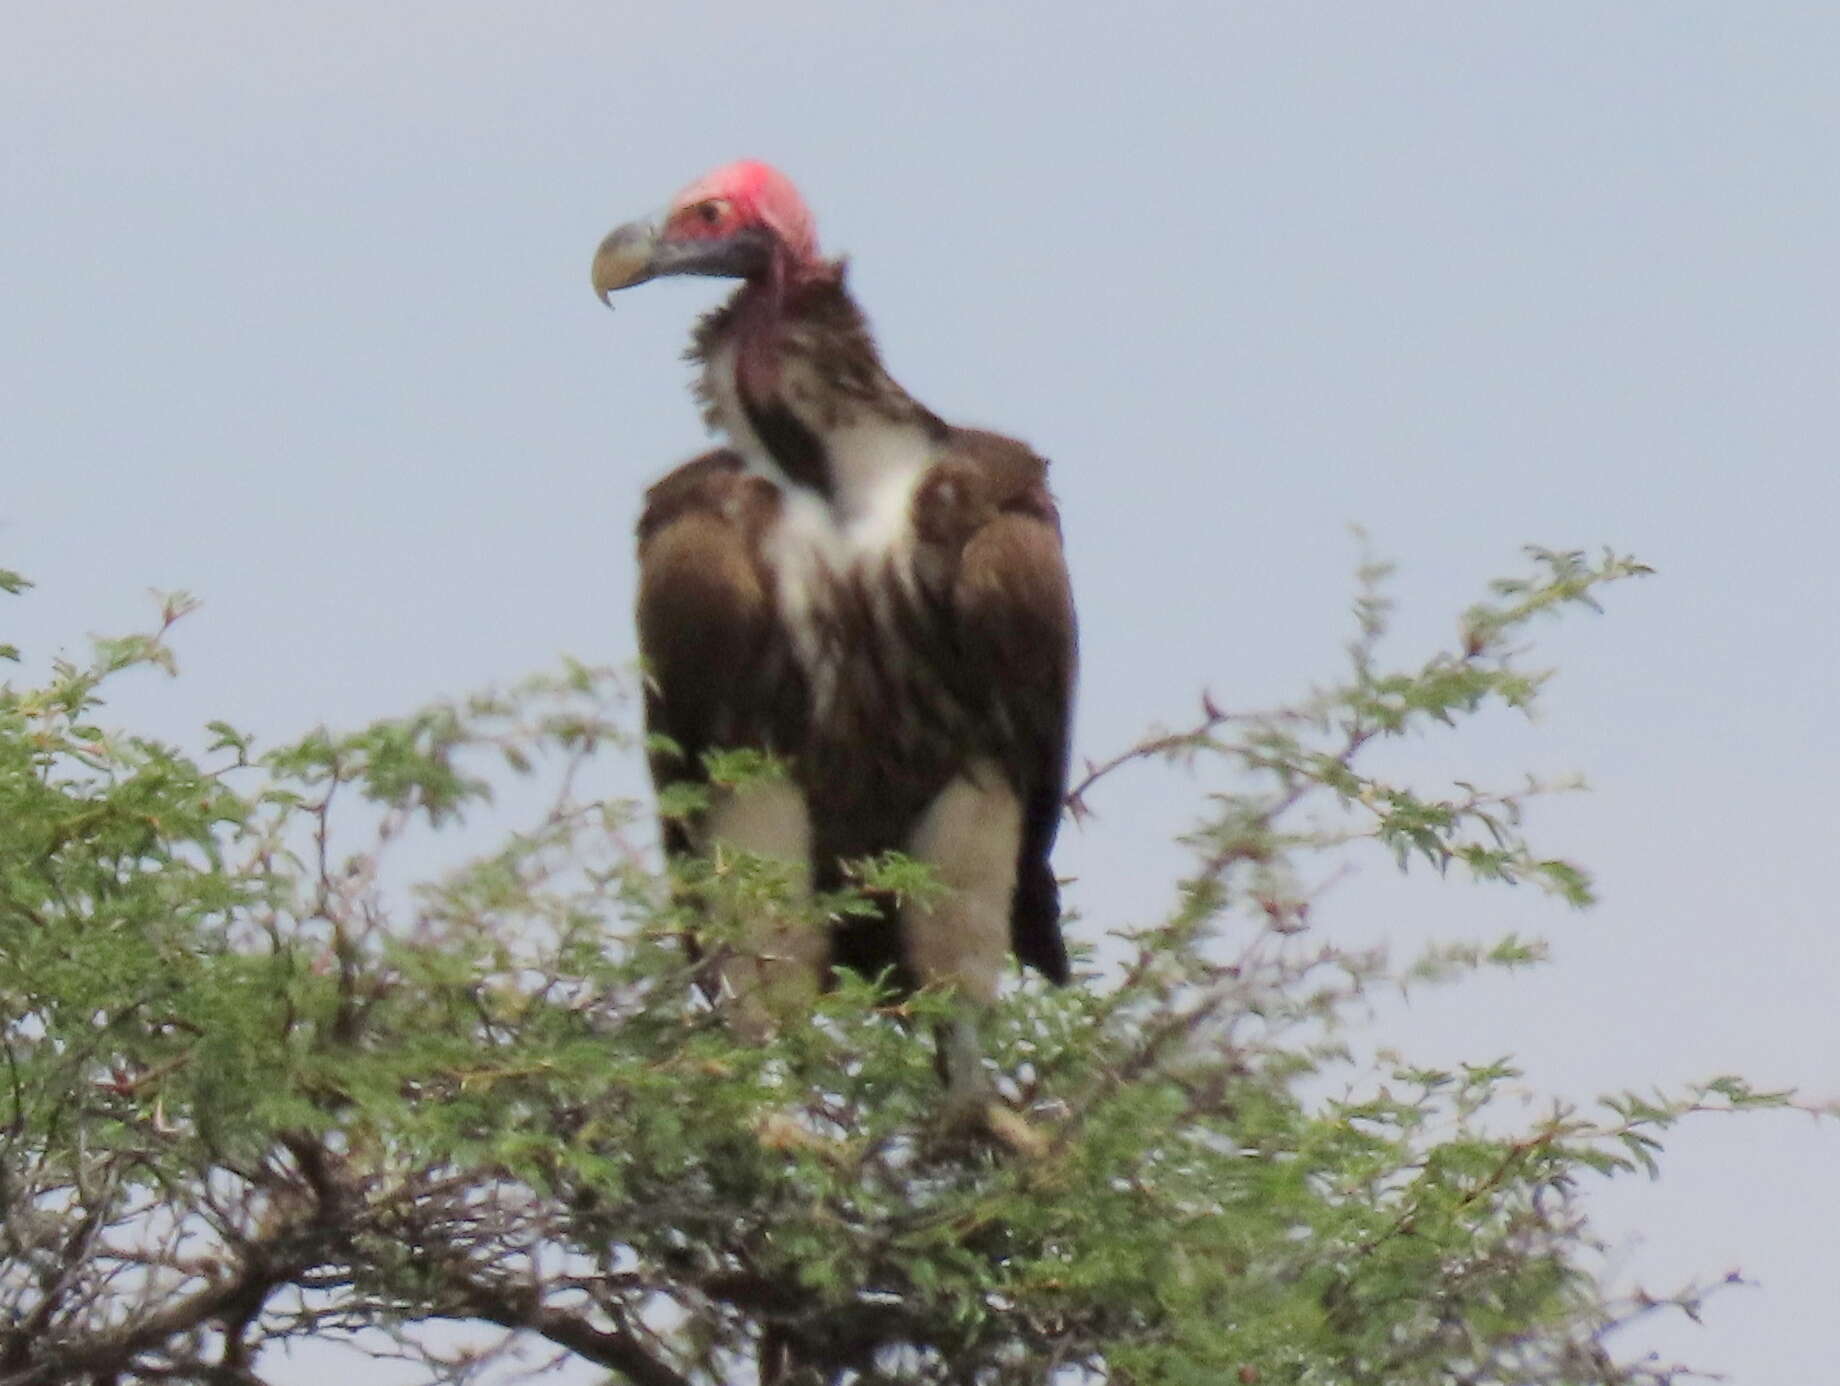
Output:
[591, 161, 1076, 1089]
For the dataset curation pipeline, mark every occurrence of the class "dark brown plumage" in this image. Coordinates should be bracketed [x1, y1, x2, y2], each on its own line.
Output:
[593, 162, 1076, 1055]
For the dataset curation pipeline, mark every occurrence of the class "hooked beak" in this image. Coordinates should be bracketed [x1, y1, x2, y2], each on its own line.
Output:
[591, 220, 662, 304]
[591, 218, 775, 306]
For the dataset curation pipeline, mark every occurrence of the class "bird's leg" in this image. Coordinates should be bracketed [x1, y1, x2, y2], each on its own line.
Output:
[699, 778, 823, 1039]
[718, 907, 825, 1042]
[932, 999, 1048, 1156]
[934, 1002, 993, 1103]
[902, 767, 1018, 1001]
[901, 764, 1026, 1133]
[932, 998, 1001, 1142]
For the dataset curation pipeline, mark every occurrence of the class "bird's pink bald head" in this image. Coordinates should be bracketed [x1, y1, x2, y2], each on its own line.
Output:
[662, 160, 821, 272]
[591, 159, 830, 311]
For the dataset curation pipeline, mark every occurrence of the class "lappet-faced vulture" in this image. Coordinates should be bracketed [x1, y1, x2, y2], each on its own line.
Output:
[592, 161, 1076, 1091]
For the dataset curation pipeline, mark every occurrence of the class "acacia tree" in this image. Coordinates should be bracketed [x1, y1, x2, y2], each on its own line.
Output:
[0, 550, 1792, 1385]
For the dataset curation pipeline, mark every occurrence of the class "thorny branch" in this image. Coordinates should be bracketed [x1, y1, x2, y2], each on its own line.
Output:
[4, 549, 1774, 1386]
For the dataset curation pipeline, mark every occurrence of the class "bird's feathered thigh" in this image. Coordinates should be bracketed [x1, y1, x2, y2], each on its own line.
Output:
[636, 429, 1075, 989]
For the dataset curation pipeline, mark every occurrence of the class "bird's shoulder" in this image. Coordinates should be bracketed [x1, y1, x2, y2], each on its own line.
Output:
[634, 448, 785, 660]
[636, 448, 781, 548]
[633, 449, 804, 775]
[913, 426, 1076, 683]
[913, 427, 1062, 551]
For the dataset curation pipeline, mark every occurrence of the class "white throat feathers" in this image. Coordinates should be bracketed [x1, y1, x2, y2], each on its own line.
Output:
[703, 340, 941, 705]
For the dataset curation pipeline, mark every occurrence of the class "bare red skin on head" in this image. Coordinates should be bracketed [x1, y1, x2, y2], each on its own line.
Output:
[663, 160, 823, 274]
[662, 161, 829, 404]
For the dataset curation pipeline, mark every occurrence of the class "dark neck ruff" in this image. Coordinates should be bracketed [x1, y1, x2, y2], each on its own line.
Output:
[691, 263, 937, 504]
[741, 393, 833, 499]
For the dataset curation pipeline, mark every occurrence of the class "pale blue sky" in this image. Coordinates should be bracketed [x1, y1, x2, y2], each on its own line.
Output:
[5, 4, 1837, 1380]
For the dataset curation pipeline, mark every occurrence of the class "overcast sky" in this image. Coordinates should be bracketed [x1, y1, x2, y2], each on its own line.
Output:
[5, 4, 1836, 1381]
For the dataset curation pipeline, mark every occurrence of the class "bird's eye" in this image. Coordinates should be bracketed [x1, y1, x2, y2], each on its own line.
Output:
[696, 199, 726, 225]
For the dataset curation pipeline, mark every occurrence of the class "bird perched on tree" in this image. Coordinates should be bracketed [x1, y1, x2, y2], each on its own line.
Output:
[591, 161, 1076, 1092]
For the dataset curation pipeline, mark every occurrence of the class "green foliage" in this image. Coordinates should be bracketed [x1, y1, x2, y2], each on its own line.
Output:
[0, 548, 1802, 1385]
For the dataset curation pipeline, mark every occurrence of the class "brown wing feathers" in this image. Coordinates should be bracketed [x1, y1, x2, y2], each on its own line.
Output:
[636, 435, 1075, 986]
[929, 432, 1076, 984]
[635, 450, 804, 854]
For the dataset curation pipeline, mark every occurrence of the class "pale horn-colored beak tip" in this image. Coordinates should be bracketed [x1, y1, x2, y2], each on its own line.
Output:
[591, 221, 659, 305]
